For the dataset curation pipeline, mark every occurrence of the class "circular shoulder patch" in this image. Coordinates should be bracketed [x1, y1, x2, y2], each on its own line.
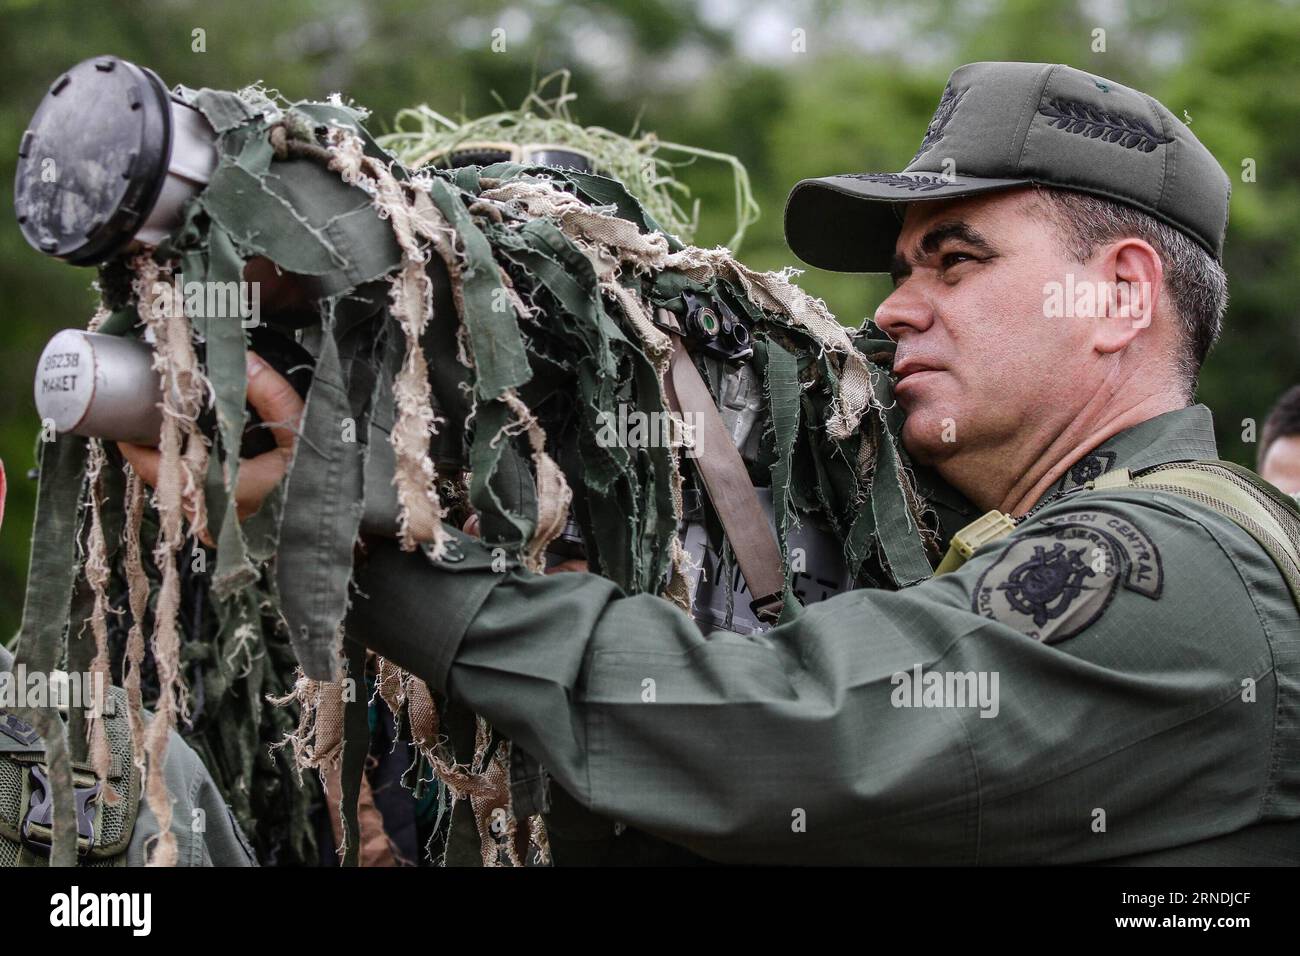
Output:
[971, 524, 1122, 644]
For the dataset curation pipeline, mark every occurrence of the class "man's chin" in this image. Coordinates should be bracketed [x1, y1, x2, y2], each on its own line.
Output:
[900, 412, 956, 466]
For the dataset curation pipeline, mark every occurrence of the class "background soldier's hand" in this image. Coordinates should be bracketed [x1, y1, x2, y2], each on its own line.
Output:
[117, 351, 305, 546]
[461, 513, 589, 574]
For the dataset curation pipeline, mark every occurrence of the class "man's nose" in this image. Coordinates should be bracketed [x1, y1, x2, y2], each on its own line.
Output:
[873, 284, 935, 339]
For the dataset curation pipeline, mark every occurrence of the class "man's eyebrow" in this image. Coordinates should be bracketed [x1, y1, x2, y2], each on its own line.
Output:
[889, 220, 998, 284]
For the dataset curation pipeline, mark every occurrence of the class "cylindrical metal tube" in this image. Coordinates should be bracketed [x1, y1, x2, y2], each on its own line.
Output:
[34, 330, 163, 445]
[14, 56, 217, 265]
[134, 97, 219, 247]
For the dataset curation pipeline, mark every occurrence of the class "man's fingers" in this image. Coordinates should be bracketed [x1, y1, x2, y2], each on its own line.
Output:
[114, 355, 304, 542]
[463, 513, 480, 538]
[116, 441, 213, 545]
[234, 452, 287, 522]
[245, 351, 305, 452]
[116, 441, 161, 487]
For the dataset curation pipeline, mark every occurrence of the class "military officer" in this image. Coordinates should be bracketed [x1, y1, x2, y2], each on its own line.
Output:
[132, 63, 1300, 864]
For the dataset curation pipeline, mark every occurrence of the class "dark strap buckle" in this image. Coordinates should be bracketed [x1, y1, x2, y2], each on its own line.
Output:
[749, 593, 784, 625]
[21, 764, 102, 858]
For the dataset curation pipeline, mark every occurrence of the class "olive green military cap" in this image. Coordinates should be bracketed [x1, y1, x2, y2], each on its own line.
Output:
[784, 61, 1231, 272]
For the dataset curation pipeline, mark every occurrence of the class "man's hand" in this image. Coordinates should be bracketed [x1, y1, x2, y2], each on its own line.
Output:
[117, 351, 305, 546]
[461, 513, 589, 574]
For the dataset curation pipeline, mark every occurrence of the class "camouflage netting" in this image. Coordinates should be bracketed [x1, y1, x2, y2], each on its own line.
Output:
[13, 82, 940, 866]
[377, 68, 761, 251]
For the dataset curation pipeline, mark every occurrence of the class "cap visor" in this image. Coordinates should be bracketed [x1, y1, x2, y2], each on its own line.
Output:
[783, 172, 1031, 273]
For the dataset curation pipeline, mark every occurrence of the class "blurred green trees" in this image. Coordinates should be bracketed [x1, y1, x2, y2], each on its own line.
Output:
[2, 0, 1296, 635]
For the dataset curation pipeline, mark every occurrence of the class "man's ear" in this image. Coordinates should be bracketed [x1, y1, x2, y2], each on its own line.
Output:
[1093, 237, 1163, 354]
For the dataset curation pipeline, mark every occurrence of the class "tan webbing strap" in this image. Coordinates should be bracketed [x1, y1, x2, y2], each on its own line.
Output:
[1095, 462, 1300, 613]
[932, 510, 1018, 577]
[662, 332, 786, 621]
[933, 460, 1300, 612]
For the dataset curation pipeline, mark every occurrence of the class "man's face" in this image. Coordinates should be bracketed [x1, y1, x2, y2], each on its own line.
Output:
[1260, 434, 1300, 495]
[873, 189, 1102, 466]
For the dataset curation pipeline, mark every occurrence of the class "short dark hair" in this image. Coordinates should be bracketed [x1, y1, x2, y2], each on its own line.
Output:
[1260, 385, 1300, 469]
[1027, 187, 1229, 395]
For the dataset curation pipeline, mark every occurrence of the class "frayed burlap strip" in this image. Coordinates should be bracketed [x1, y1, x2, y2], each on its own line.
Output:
[500, 392, 572, 573]
[373, 658, 533, 866]
[324, 129, 452, 557]
[81, 440, 120, 805]
[269, 670, 345, 775]
[528, 813, 551, 866]
[86, 303, 111, 333]
[131, 254, 210, 866]
[268, 665, 406, 866]
[122, 470, 150, 782]
[854, 419, 878, 508]
[467, 715, 524, 867]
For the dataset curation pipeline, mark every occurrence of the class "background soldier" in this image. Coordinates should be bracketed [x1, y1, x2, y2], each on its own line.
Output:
[0, 466, 255, 867]
[1258, 385, 1300, 496]
[0, 643, 257, 866]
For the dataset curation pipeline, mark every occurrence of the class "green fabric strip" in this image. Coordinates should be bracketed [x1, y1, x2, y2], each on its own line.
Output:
[206, 227, 260, 598]
[761, 337, 801, 571]
[467, 398, 537, 550]
[423, 177, 532, 401]
[870, 423, 934, 587]
[14, 437, 83, 865]
[275, 305, 369, 680]
[186, 88, 259, 134]
[16, 434, 87, 673]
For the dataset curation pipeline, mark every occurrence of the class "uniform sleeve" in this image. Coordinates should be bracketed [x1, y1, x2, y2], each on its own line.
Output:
[134, 729, 259, 867]
[188, 756, 259, 867]
[346, 493, 1277, 864]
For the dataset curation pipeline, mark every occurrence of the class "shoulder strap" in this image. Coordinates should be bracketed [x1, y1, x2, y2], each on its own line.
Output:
[1090, 461, 1300, 613]
[932, 459, 1300, 614]
[661, 327, 786, 622]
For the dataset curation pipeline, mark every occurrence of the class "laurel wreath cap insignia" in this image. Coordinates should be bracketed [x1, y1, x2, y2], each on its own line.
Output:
[1037, 97, 1174, 152]
[911, 83, 968, 164]
[840, 172, 953, 192]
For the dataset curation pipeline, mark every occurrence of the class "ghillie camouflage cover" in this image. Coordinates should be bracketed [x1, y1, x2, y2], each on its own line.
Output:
[14, 82, 948, 866]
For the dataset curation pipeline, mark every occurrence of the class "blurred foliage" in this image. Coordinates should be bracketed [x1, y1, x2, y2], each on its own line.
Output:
[1, 0, 1296, 637]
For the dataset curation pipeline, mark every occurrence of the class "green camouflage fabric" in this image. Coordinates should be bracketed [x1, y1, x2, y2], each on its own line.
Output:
[347, 405, 1300, 864]
[16, 83, 941, 865]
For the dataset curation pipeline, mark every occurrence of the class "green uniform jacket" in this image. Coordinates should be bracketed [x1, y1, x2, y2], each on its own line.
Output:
[348, 405, 1300, 864]
[0, 645, 257, 867]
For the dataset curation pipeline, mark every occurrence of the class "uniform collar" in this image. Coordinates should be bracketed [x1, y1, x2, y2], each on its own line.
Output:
[1049, 403, 1219, 497]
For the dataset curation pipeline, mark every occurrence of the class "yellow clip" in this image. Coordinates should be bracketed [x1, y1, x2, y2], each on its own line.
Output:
[932, 509, 1017, 577]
